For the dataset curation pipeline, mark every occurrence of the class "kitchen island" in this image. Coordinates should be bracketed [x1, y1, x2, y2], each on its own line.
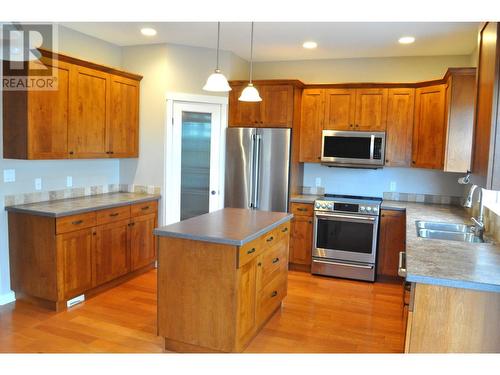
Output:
[154, 208, 293, 353]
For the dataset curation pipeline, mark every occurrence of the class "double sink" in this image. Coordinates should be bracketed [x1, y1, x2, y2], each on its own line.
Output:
[416, 220, 484, 243]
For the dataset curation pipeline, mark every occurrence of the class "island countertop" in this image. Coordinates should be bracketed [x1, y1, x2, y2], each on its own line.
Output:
[5, 192, 160, 218]
[382, 200, 500, 293]
[154, 208, 293, 246]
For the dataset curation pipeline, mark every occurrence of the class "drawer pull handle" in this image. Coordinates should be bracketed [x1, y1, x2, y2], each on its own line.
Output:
[72, 220, 83, 225]
[297, 208, 308, 212]
[247, 248, 256, 255]
[266, 236, 274, 242]
[109, 213, 119, 217]
[272, 257, 279, 264]
[141, 206, 150, 210]
[271, 291, 278, 298]
[281, 227, 288, 233]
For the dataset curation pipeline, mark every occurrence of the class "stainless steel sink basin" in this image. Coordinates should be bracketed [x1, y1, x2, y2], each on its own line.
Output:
[416, 228, 484, 243]
[415, 220, 474, 233]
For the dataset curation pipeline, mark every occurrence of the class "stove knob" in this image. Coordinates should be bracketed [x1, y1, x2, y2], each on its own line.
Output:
[327, 203, 333, 210]
[315, 202, 321, 209]
[321, 203, 327, 209]
[360, 206, 366, 211]
[366, 207, 372, 212]
[373, 207, 379, 213]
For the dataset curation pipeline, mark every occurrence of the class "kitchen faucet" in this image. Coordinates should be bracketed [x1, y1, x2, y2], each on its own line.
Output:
[463, 184, 485, 239]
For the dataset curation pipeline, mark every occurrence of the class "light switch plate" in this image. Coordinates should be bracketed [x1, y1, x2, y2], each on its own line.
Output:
[35, 178, 42, 191]
[3, 169, 15, 183]
[315, 177, 322, 187]
[66, 176, 73, 187]
[390, 181, 397, 192]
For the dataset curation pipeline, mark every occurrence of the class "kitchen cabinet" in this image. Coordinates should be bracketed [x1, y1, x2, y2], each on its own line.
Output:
[471, 22, 500, 189]
[323, 88, 387, 131]
[299, 89, 324, 162]
[228, 82, 295, 127]
[289, 202, 313, 271]
[377, 209, 406, 279]
[7, 198, 158, 311]
[3, 50, 142, 160]
[385, 88, 415, 167]
[156, 215, 291, 352]
[412, 84, 447, 169]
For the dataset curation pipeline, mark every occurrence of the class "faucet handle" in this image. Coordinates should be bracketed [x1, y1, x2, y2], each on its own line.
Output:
[471, 217, 484, 229]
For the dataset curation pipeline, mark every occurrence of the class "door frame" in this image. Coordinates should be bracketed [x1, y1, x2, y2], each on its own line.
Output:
[164, 92, 228, 225]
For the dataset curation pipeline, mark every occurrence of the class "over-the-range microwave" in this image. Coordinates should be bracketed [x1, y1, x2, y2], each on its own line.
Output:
[321, 130, 386, 168]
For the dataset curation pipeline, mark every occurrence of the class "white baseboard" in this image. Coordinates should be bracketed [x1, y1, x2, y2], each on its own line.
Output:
[0, 291, 16, 305]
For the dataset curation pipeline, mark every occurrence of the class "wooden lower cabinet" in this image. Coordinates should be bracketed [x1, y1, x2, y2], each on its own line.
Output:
[377, 209, 406, 279]
[289, 202, 313, 271]
[157, 221, 291, 353]
[7, 199, 158, 310]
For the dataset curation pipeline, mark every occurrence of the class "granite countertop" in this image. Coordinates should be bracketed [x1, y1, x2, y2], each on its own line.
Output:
[154, 207, 293, 246]
[5, 192, 161, 218]
[382, 200, 500, 293]
[290, 194, 323, 204]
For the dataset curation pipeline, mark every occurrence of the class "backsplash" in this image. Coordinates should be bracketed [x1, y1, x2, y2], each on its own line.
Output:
[4, 184, 161, 207]
[382, 192, 463, 206]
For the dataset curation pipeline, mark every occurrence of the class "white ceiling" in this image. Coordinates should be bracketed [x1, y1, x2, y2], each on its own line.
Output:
[61, 22, 479, 62]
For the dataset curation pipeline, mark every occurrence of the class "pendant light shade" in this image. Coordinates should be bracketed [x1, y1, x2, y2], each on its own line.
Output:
[239, 22, 261, 102]
[203, 22, 231, 92]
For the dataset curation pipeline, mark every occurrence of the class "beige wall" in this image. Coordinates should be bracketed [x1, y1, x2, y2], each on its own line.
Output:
[253, 54, 473, 83]
[119, 43, 249, 222]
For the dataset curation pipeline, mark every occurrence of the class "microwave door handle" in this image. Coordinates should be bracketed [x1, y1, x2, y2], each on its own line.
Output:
[370, 135, 375, 160]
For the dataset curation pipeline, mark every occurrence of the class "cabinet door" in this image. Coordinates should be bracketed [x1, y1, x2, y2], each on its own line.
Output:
[108, 75, 140, 157]
[27, 58, 71, 159]
[385, 88, 415, 166]
[56, 227, 94, 299]
[130, 213, 157, 271]
[299, 89, 324, 162]
[229, 84, 262, 127]
[93, 219, 130, 286]
[289, 215, 313, 265]
[260, 85, 294, 127]
[236, 258, 257, 348]
[324, 89, 356, 130]
[377, 209, 406, 278]
[69, 66, 109, 158]
[412, 84, 447, 169]
[354, 88, 388, 131]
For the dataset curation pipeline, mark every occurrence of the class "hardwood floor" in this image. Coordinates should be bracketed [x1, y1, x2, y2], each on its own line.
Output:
[0, 270, 406, 353]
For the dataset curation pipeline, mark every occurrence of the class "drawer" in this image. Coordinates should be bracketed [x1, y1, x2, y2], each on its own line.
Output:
[131, 200, 158, 217]
[257, 273, 287, 326]
[291, 203, 313, 217]
[96, 205, 131, 225]
[56, 212, 97, 234]
[238, 237, 263, 268]
[257, 238, 288, 290]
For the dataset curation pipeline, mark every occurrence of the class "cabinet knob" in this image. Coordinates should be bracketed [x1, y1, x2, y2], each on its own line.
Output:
[308, 220, 312, 224]
[281, 227, 288, 233]
[69, 151, 74, 155]
[247, 247, 256, 255]
[385, 159, 389, 163]
[272, 257, 280, 264]
[412, 160, 416, 164]
[266, 236, 274, 242]
[271, 291, 278, 298]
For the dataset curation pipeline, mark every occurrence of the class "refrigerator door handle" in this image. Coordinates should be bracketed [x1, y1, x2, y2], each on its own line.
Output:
[248, 133, 256, 208]
[253, 134, 262, 209]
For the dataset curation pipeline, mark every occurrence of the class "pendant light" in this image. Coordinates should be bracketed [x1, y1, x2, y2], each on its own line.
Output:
[203, 22, 232, 92]
[239, 22, 262, 102]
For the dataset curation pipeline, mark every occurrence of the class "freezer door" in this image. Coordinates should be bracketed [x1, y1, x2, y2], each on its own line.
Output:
[224, 128, 256, 209]
[254, 128, 291, 212]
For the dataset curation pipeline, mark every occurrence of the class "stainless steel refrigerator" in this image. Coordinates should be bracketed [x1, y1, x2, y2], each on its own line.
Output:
[224, 128, 291, 212]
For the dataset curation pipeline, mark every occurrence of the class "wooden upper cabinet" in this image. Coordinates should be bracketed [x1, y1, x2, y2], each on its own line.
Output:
[108, 75, 140, 157]
[228, 82, 295, 127]
[2, 50, 142, 160]
[324, 89, 356, 130]
[412, 84, 447, 169]
[385, 88, 415, 167]
[69, 66, 109, 158]
[299, 89, 324, 162]
[260, 85, 294, 127]
[354, 88, 388, 131]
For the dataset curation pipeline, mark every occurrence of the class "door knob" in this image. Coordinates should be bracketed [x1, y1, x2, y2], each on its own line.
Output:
[211, 190, 216, 195]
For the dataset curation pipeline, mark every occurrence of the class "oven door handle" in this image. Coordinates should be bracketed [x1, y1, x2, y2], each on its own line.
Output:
[312, 259, 374, 270]
[315, 212, 376, 222]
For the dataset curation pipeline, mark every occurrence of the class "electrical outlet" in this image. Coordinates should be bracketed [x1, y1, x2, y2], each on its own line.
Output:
[3, 169, 15, 183]
[315, 177, 322, 187]
[66, 176, 73, 187]
[390, 181, 397, 192]
[35, 178, 42, 191]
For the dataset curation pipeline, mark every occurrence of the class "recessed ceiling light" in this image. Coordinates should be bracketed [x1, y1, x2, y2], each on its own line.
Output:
[141, 27, 157, 36]
[303, 41, 318, 49]
[398, 36, 415, 44]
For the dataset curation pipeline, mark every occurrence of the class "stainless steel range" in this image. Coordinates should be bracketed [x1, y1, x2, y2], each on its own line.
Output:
[311, 194, 382, 282]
